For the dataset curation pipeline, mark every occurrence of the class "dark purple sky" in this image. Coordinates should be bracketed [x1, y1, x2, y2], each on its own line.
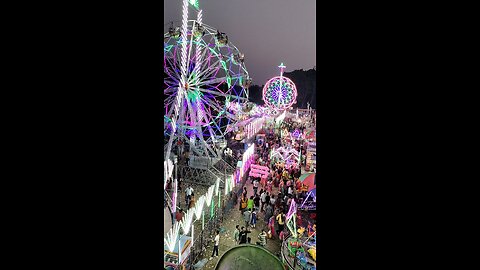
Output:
[164, 0, 316, 85]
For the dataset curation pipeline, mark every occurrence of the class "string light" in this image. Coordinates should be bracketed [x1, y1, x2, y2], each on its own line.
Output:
[205, 185, 214, 207]
[164, 222, 181, 252]
[180, 210, 194, 235]
[194, 195, 206, 220]
[215, 178, 220, 196]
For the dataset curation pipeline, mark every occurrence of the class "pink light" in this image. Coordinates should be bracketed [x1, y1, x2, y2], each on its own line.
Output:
[286, 198, 296, 220]
[262, 76, 297, 111]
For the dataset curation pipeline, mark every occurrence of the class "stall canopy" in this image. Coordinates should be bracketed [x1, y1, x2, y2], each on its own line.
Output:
[305, 130, 316, 140]
[299, 173, 316, 191]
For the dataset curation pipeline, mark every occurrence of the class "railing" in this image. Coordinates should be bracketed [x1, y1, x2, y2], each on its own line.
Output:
[186, 167, 250, 269]
[164, 189, 174, 211]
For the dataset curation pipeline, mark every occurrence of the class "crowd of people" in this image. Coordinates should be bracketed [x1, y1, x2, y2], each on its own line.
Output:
[229, 115, 316, 251]
[165, 113, 317, 263]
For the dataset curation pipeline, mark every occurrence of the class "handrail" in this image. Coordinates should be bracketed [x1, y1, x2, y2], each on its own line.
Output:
[164, 189, 175, 212]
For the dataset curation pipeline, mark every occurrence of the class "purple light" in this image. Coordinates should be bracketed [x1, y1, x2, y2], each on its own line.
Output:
[300, 190, 312, 209]
[286, 198, 296, 220]
[292, 129, 301, 139]
[262, 76, 297, 110]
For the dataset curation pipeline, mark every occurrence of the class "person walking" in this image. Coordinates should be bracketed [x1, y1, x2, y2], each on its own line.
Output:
[239, 195, 247, 213]
[178, 177, 183, 191]
[247, 196, 254, 212]
[279, 180, 285, 196]
[233, 225, 240, 244]
[260, 190, 267, 212]
[239, 227, 251, 244]
[266, 180, 273, 194]
[188, 194, 195, 210]
[253, 178, 259, 196]
[264, 203, 273, 224]
[276, 193, 282, 210]
[288, 185, 294, 196]
[185, 185, 194, 207]
[175, 208, 184, 223]
[243, 208, 252, 229]
[268, 215, 276, 239]
[270, 195, 276, 211]
[209, 230, 220, 260]
[251, 209, 257, 228]
[276, 211, 286, 237]
[253, 194, 260, 212]
[261, 176, 267, 189]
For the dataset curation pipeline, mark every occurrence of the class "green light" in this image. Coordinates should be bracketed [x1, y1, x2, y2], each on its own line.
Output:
[189, 0, 199, 10]
[186, 89, 203, 101]
[227, 76, 231, 88]
[210, 196, 214, 218]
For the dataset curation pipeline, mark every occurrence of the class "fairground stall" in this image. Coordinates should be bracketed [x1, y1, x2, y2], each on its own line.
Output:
[281, 189, 317, 270]
[297, 173, 316, 212]
[305, 142, 316, 172]
[164, 235, 192, 270]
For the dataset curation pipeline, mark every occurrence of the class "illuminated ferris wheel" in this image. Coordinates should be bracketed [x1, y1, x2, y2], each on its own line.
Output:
[262, 63, 297, 111]
[163, 3, 250, 164]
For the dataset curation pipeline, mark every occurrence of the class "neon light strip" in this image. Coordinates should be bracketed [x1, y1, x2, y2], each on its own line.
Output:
[300, 190, 312, 208]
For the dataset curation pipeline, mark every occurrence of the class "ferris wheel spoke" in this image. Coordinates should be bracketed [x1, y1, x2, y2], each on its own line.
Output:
[194, 59, 221, 82]
[199, 95, 236, 120]
[164, 89, 178, 103]
[164, 68, 180, 85]
[164, 67, 179, 81]
[198, 87, 248, 101]
[164, 80, 177, 89]
[208, 117, 225, 137]
[197, 77, 225, 86]
[165, 101, 176, 119]
[191, 42, 207, 76]
[183, 96, 217, 157]
[164, 86, 179, 95]
[164, 54, 180, 74]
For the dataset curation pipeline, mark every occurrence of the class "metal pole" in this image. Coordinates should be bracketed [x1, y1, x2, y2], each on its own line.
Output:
[200, 229, 204, 259]
[174, 157, 179, 208]
[223, 166, 227, 222]
[175, 159, 178, 185]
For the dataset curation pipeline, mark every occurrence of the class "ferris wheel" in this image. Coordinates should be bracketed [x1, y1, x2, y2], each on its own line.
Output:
[164, 17, 251, 163]
[262, 63, 297, 111]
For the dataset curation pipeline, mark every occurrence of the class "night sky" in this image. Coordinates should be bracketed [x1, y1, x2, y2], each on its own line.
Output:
[164, 0, 316, 86]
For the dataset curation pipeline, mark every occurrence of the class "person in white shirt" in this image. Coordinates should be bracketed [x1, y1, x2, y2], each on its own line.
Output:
[260, 190, 267, 212]
[253, 179, 259, 196]
[270, 195, 276, 211]
[185, 186, 194, 207]
[210, 230, 220, 260]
